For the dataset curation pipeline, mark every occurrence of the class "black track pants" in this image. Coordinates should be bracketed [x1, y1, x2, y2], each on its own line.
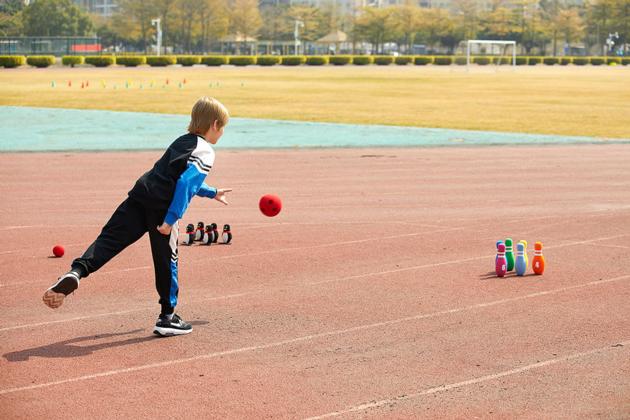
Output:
[72, 198, 180, 315]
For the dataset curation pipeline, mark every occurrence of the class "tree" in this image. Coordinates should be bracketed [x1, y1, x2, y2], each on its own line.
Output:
[199, 0, 229, 52]
[539, 0, 563, 55]
[416, 8, 454, 53]
[260, 4, 291, 41]
[587, 0, 630, 54]
[229, 0, 262, 43]
[22, 0, 93, 36]
[93, 16, 119, 51]
[615, 0, 630, 51]
[286, 5, 326, 42]
[153, 0, 177, 48]
[511, 0, 546, 53]
[452, 0, 481, 41]
[483, 6, 520, 39]
[587, 0, 612, 54]
[0, 0, 23, 36]
[555, 8, 584, 52]
[354, 7, 397, 54]
[391, 3, 422, 53]
[314, 1, 339, 40]
[115, 0, 157, 52]
[0, 0, 24, 15]
[173, 0, 199, 52]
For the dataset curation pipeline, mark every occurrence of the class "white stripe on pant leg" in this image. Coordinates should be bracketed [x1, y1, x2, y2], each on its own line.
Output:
[169, 221, 179, 309]
[170, 221, 178, 254]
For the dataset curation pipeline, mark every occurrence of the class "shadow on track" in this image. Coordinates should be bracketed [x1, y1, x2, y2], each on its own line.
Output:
[3, 321, 209, 362]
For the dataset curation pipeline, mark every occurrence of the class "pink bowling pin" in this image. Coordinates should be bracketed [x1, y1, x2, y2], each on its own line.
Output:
[496, 243, 507, 277]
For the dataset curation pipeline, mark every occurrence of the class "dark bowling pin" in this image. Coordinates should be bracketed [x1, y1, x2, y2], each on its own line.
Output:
[202, 225, 213, 245]
[211, 223, 219, 243]
[181, 223, 195, 245]
[194, 222, 204, 241]
[221, 224, 232, 244]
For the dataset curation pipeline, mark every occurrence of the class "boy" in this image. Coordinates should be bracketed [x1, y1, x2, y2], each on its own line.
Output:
[43, 97, 231, 337]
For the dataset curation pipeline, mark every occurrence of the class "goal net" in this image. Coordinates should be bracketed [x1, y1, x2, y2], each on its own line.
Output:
[466, 40, 516, 67]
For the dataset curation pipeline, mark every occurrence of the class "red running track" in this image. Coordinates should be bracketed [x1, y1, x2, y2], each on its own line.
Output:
[0, 146, 629, 419]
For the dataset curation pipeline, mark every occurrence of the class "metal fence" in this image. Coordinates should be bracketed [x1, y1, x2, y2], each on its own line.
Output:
[0, 37, 101, 55]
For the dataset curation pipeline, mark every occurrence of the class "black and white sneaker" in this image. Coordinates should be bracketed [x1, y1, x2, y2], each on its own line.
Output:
[153, 314, 193, 337]
[42, 271, 80, 309]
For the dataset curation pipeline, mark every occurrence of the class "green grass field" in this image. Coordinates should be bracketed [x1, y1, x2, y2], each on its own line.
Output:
[1, 65, 629, 138]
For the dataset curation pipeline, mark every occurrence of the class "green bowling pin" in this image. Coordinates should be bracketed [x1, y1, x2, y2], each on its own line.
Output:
[505, 238, 515, 271]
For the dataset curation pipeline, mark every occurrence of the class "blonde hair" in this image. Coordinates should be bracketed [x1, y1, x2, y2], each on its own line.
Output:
[188, 97, 229, 135]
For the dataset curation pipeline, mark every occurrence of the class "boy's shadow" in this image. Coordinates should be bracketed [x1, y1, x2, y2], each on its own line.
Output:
[3, 321, 208, 362]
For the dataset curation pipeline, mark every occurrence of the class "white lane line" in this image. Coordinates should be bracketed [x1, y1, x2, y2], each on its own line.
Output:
[305, 339, 630, 419]
[311, 233, 630, 287]
[0, 226, 464, 288]
[0, 225, 102, 232]
[244, 221, 450, 230]
[0, 292, 252, 333]
[0, 274, 628, 395]
[547, 233, 630, 249]
[597, 243, 630, 250]
[1, 233, 627, 331]
[2, 206, 624, 256]
[0, 242, 91, 256]
[0, 221, 445, 253]
[447, 208, 629, 228]
[1, 206, 625, 259]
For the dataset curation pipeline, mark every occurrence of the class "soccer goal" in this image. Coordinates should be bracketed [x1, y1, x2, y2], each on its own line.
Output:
[466, 40, 516, 67]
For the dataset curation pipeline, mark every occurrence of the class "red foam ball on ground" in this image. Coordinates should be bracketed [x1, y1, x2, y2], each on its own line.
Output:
[52, 245, 65, 258]
[259, 194, 282, 217]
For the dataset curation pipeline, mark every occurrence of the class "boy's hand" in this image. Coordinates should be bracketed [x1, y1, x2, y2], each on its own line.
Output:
[214, 188, 232, 205]
[157, 223, 172, 235]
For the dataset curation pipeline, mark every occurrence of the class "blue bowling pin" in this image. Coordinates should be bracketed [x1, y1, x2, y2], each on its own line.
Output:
[515, 242, 527, 276]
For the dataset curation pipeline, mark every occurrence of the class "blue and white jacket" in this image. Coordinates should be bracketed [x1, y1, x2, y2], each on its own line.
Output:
[128, 133, 217, 224]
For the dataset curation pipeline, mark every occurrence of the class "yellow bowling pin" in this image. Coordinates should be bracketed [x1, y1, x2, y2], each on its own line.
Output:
[519, 240, 528, 267]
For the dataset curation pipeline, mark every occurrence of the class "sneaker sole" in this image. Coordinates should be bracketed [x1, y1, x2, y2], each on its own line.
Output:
[42, 289, 66, 309]
[42, 275, 79, 309]
[153, 326, 193, 337]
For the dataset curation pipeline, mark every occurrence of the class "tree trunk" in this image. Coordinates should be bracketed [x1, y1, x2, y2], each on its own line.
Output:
[200, 14, 207, 53]
[185, 19, 192, 53]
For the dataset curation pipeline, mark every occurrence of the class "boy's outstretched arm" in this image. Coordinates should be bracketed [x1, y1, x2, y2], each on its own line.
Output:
[197, 182, 232, 205]
[197, 183, 217, 199]
[157, 178, 231, 235]
[198, 182, 232, 205]
[160, 165, 207, 233]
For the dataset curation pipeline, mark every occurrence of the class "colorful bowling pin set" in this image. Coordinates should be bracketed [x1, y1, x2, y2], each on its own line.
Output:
[495, 238, 545, 277]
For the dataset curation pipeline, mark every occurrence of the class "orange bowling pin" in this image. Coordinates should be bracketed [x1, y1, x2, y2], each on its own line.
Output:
[532, 242, 545, 275]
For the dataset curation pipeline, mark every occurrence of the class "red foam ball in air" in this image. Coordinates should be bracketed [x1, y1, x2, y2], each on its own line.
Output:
[259, 194, 282, 217]
[52, 245, 65, 258]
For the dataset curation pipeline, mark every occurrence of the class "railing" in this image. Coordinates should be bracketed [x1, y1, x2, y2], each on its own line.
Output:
[0, 37, 101, 55]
